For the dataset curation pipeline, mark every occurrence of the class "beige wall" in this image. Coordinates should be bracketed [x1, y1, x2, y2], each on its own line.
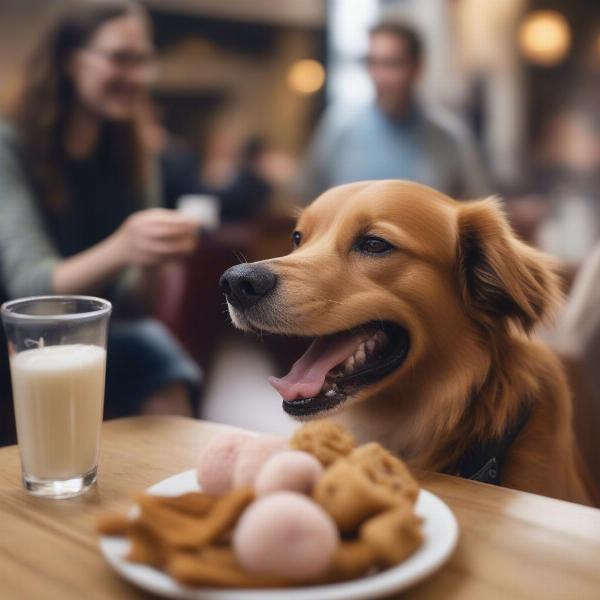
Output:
[141, 0, 324, 27]
[156, 30, 320, 153]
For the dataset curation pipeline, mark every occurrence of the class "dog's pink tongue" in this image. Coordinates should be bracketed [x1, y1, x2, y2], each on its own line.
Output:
[268, 331, 365, 401]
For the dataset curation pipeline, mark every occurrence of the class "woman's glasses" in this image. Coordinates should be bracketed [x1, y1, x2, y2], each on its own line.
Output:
[84, 47, 158, 74]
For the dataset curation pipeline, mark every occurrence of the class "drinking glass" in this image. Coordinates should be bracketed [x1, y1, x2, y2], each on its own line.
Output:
[1, 295, 111, 498]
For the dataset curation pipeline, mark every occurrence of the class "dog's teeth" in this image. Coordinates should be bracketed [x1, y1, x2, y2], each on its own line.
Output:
[325, 389, 336, 398]
[345, 356, 355, 373]
[354, 347, 366, 366]
[366, 339, 376, 354]
[374, 331, 387, 346]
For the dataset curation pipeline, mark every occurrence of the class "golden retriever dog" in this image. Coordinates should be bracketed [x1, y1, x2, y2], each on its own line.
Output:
[220, 180, 598, 506]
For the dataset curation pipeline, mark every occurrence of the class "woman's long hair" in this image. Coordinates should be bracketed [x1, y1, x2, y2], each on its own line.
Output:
[4, 0, 149, 209]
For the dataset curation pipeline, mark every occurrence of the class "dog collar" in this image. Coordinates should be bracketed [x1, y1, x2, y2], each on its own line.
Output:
[445, 404, 531, 486]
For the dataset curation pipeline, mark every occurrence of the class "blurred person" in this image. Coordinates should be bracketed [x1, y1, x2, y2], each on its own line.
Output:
[142, 104, 281, 222]
[199, 117, 283, 223]
[218, 137, 280, 222]
[298, 21, 490, 201]
[0, 0, 201, 418]
[504, 192, 550, 245]
[531, 108, 600, 266]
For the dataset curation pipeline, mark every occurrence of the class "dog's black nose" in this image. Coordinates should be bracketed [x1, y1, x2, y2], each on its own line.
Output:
[220, 264, 278, 309]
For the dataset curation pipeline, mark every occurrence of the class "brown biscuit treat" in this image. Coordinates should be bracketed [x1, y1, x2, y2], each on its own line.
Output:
[360, 501, 423, 566]
[96, 513, 131, 536]
[290, 420, 355, 466]
[138, 487, 254, 549]
[98, 494, 216, 538]
[348, 443, 420, 504]
[127, 522, 171, 568]
[154, 492, 217, 517]
[319, 541, 380, 583]
[313, 459, 397, 533]
[195, 545, 238, 567]
[167, 551, 291, 588]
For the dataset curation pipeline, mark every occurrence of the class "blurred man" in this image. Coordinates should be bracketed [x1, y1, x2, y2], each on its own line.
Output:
[298, 21, 489, 201]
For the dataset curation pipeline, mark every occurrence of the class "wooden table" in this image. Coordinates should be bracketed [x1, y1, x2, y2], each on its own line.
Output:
[1, 416, 599, 599]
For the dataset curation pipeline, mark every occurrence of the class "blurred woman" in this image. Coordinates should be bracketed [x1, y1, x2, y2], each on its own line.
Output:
[0, 0, 201, 417]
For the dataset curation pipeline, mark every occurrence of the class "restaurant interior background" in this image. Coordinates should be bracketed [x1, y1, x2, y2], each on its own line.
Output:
[1, 0, 600, 440]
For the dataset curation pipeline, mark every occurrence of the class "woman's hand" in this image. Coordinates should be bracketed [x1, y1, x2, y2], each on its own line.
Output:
[52, 208, 200, 295]
[113, 208, 201, 267]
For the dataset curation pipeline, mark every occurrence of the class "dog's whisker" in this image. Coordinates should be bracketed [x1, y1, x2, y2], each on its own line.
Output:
[232, 250, 249, 264]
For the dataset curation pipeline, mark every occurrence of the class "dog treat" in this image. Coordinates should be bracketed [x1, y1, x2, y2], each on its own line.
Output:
[125, 523, 237, 572]
[319, 541, 380, 583]
[289, 420, 355, 466]
[153, 491, 218, 517]
[197, 431, 254, 494]
[360, 501, 423, 566]
[233, 491, 339, 581]
[313, 459, 398, 533]
[348, 442, 420, 504]
[254, 450, 324, 496]
[97, 512, 131, 536]
[232, 434, 288, 489]
[167, 550, 291, 588]
[127, 521, 172, 568]
[138, 487, 253, 549]
[98, 422, 425, 589]
[191, 545, 238, 567]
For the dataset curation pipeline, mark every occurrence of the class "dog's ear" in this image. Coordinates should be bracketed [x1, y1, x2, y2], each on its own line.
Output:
[457, 197, 562, 333]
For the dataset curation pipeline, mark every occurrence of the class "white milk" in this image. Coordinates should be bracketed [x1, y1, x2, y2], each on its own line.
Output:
[10, 344, 106, 480]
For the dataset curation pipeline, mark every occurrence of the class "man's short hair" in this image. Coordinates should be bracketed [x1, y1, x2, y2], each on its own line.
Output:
[369, 21, 424, 64]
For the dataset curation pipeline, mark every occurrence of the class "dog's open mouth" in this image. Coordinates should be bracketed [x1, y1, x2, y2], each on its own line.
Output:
[268, 321, 410, 417]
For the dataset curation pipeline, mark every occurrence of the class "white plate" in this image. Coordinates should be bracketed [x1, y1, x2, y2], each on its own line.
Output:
[99, 469, 458, 600]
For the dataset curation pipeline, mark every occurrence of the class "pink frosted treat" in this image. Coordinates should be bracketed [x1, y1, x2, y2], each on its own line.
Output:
[232, 434, 287, 489]
[196, 430, 254, 494]
[254, 450, 324, 496]
[233, 492, 339, 581]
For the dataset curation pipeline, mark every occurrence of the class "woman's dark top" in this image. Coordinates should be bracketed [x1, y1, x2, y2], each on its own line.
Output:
[0, 120, 158, 303]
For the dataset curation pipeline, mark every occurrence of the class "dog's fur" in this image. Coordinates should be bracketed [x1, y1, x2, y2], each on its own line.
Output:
[227, 180, 598, 506]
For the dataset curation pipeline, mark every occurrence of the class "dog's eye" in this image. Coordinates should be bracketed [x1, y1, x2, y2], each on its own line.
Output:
[356, 236, 394, 255]
[292, 230, 302, 248]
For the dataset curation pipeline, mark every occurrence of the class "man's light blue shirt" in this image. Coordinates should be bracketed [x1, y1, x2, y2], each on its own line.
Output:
[299, 103, 490, 202]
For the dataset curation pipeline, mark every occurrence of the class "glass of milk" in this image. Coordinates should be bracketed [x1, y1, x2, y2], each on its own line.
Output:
[1, 295, 111, 499]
